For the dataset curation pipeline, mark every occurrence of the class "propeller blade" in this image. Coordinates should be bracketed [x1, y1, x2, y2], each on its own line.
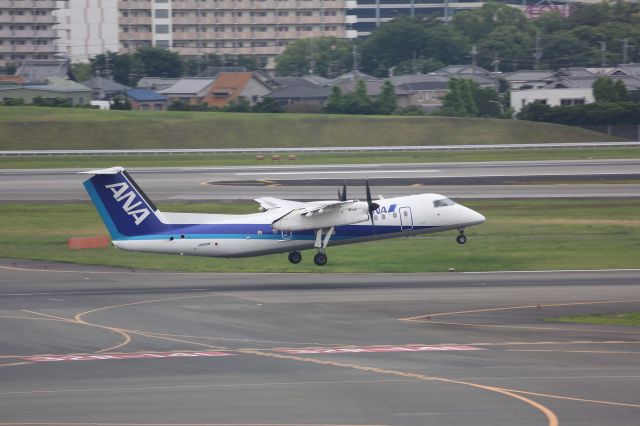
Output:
[366, 179, 378, 234]
[365, 179, 379, 212]
[338, 180, 347, 202]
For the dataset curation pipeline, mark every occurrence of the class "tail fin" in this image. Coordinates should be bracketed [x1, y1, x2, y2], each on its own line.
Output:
[82, 167, 168, 239]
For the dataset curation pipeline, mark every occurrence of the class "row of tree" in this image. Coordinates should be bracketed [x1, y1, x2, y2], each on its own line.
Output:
[276, 1, 640, 77]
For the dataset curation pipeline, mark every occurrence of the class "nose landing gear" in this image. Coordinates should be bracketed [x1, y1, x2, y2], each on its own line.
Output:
[456, 229, 467, 244]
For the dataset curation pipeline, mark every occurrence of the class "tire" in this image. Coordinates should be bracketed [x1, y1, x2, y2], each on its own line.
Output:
[313, 252, 328, 266]
[288, 251, 302, 264]
[456, 235, 467, 245]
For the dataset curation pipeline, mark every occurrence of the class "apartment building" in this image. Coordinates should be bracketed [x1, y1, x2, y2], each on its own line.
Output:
[0, 0, 60, 66]
[54, 0, 119, 62]
[118, 0, 357, 68]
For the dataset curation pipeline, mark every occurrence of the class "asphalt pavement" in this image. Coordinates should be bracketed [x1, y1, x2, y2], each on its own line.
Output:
[1, 259, 639, 426]
[1, 159, 640, 201]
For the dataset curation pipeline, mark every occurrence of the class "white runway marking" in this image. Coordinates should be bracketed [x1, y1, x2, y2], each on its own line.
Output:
[235, 169, 440, 176]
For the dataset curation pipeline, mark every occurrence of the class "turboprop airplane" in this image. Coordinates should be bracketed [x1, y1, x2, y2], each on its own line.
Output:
[82, 166, 485, 266]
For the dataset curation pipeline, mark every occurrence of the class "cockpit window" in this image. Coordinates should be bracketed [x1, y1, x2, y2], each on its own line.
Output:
[433, 198, 455, 208]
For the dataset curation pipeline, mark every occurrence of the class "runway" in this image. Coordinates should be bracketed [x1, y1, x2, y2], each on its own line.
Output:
[1, 159, 640, 201]
[1, 259, 639, 425]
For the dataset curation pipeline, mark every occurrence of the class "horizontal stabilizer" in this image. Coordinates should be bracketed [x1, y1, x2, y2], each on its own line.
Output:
[79, 166, 125, 175]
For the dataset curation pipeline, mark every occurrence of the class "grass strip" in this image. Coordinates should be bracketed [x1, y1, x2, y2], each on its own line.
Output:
[1, 148, 638, 169]
[0, 106, 621, 150]
[1, 199, 639, 273]
[545, 313, 640, 326]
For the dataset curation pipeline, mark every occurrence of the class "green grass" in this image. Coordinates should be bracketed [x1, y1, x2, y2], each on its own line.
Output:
[1, 199, 639, 272]
[0, 106, 622, 151]
[545, 313, 640, 326]
[1, 148, 639, 169]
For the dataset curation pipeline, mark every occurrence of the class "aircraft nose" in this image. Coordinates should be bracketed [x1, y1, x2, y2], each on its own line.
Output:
[464, 207, 486, 226]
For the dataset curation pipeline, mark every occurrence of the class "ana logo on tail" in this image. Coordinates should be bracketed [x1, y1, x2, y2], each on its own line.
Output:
[105, 182, 150, 226]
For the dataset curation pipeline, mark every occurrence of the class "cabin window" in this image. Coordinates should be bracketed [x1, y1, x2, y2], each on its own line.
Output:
[374, 215, 378, 221]
[381, 214, 386, 220]
[393, 212, 397, 218]
[433, 198, 455, 208]
[403, 211, 408, 217]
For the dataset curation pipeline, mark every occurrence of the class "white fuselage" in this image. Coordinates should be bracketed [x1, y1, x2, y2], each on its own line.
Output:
[112, 193, 486, 258]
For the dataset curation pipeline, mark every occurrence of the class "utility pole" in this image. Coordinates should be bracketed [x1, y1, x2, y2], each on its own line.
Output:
[352, 44, 359, 78]
[470, 45, 478, 68]
[308, 39, 316, 75]
[533, 31, 543, 70]
[622, 38, 629, 64]
[412, 51, 417, 74]
[492, 51, 500, 73]
[599, 41, 607, 67]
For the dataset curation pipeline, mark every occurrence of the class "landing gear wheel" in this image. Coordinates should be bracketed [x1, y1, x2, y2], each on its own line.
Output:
[288, 251, 302, 264]
[313, 252, 328, 266]
[456, 234, 467, 245]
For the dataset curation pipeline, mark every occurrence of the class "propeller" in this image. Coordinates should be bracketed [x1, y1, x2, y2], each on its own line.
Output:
[365, 179, 379, 233]
[338, 180, 347, 202]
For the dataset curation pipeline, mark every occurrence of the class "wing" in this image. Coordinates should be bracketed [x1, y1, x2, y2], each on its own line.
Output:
[254, 197, 308, 211]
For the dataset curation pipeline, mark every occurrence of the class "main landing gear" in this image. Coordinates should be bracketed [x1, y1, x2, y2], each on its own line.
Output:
[288, 251, 302, 264]
[313, 226, 334, 266]
[288, 227, 334, 266]
[456, 228, 467, 245]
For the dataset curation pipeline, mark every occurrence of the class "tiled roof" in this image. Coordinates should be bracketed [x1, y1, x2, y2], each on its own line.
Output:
[390, 74, 449, 86]
[267, 85, 331, 99]
[15, 60, 71, 83]
[127, 88, 167, 102]
[81, 76, 130, 93]
[501, 70, 554, 81]
[137, 77, 180, 91]
[157, 78, 215, 96]
[197, 66, 248, 77]
[205, 72, 254, 107]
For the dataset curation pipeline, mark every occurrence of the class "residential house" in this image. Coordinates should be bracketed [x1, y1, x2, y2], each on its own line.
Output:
[0, 78, 91, 106]
[81, 76, 130, 100]
[203, 72, 272, 108]
[501, 70, 554, 90]
[509, 65, 640, 113]
[434, 65, 499, 90]
[126, 88, 168, 111]
[266, 76, 331, 112]
[390, 74, 449, 111]
[157, 77, 216, 106]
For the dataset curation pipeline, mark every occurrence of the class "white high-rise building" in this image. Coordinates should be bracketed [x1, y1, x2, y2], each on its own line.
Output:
[54, 0, 119, 63]
[0, 0, 60, 66]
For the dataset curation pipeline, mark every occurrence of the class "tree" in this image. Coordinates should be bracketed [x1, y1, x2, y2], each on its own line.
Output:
[516, 101, 553, 121]
[360, 17, 429, 76]
[375, 80, 397, 115]
[135, 47, 183, 78]
[324, 86, 347, 114]
[441, 78, 468, 116]
[71, 63, 92, 82]
[343, 80, 374, 114]
[223, 97, 251, 112]
[251, 97, 283, 113]
[276, 37, 352, 78]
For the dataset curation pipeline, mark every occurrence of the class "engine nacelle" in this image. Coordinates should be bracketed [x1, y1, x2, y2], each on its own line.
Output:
[272, 202, 370, 232]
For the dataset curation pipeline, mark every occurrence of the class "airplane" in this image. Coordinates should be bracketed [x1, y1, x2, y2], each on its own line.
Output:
[82, 166, 486, 266]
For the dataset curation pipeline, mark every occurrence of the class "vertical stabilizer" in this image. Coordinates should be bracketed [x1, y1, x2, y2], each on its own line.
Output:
[82, 167, 168, 239]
